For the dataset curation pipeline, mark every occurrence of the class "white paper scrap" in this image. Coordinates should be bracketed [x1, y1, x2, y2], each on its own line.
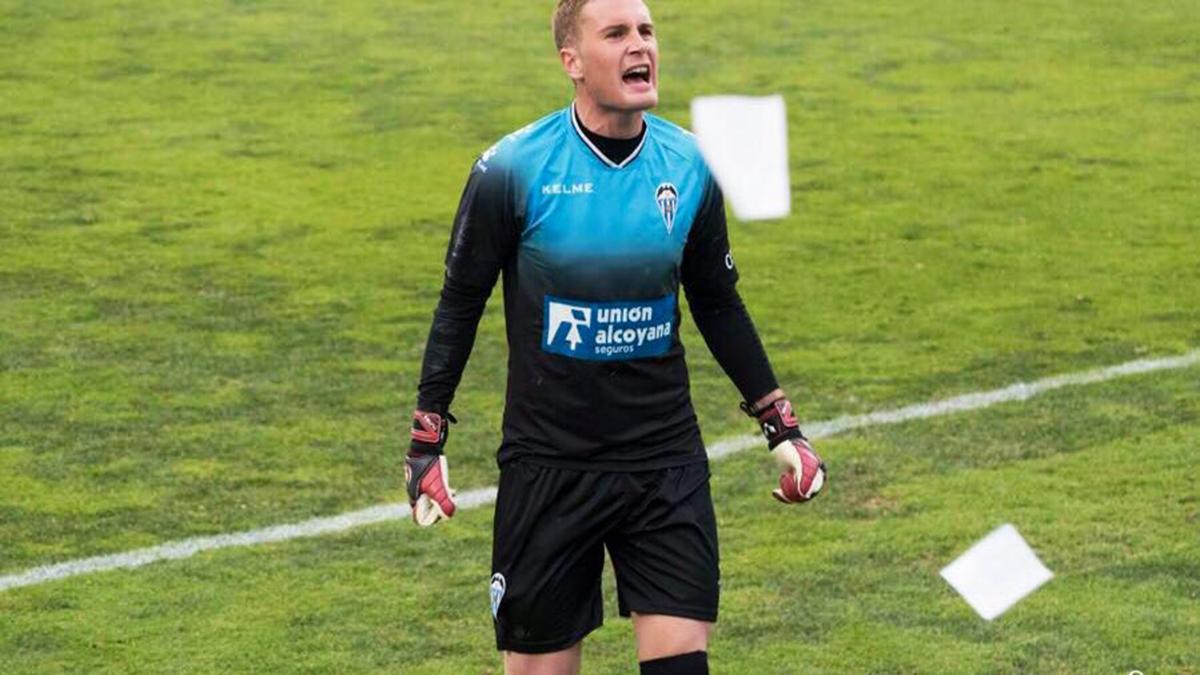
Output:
[690, 95, 791, 221]
[940, 523, 1054, 621]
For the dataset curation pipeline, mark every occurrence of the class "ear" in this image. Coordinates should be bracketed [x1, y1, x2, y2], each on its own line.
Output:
[560, 46, 584, 83]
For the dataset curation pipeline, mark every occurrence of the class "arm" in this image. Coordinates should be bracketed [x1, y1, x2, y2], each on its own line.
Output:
[416, 162, 519, 418]
[681, 176, 826, 504]
[407, 159, 519, 526]
[681, 176, 779, 408]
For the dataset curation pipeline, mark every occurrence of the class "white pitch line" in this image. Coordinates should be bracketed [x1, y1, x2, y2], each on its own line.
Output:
[2, 349, 1196, 593]
[706, 348, 1200, 459]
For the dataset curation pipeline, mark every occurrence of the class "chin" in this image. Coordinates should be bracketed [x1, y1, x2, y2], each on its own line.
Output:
[636, 93, 659, 111]
[618, 90, 659, 112]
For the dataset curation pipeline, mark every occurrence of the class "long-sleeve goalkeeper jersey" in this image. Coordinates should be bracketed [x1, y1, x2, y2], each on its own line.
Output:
[417, 105, 778, 470]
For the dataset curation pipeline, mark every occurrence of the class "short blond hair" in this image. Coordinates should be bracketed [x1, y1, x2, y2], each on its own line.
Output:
[552, 0, 592, 50]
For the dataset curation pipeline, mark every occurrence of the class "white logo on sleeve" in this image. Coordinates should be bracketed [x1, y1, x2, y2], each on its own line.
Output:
[476, 144, 500, 172]
[546, 301, 592, 351]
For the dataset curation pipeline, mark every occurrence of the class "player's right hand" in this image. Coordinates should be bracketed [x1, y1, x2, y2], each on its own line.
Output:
[406, 410, 457, 526]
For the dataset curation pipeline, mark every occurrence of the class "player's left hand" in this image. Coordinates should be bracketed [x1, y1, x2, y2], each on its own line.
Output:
[744, 397, 827, 503]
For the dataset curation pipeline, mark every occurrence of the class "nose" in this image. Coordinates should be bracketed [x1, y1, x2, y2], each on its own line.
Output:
[628, 31, 650, 54]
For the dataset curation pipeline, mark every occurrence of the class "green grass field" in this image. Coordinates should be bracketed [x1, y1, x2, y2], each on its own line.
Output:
[1, 0, 1198, 672]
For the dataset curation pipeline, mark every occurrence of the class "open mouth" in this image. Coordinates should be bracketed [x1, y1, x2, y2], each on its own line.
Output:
[622, 64, 652, 86]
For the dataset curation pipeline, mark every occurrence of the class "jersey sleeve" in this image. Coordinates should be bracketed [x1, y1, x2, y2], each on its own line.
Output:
[681, 174, 738, 297]
[681, 174, 780, 405]
[416, 159, 521, 414]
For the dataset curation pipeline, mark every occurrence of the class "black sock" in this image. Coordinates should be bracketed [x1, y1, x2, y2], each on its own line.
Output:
[639, 650, 708, 675]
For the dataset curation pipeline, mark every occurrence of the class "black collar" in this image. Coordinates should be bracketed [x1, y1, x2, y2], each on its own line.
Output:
[571, 104, 647, 169]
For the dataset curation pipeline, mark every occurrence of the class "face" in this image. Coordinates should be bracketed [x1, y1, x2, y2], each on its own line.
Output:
[563, 0, 659, 113]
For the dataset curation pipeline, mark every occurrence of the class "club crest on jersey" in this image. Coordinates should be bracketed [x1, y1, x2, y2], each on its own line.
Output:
[490, 573, 506, 620]
[655, 183, 679, 234]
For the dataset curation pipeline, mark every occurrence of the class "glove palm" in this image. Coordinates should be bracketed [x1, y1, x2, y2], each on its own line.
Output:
[745, 398, 827, 503]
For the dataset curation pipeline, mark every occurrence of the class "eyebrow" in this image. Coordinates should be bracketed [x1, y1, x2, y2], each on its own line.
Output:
[598, 21, 655, 34]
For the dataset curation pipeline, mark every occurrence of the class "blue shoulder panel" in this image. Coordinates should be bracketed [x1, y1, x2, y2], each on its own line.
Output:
[473, 109, 567, 197]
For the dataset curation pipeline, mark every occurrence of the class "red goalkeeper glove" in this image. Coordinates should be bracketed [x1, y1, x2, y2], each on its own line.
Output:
[406, 410, 457, 526]
[743, 397, 827, 503]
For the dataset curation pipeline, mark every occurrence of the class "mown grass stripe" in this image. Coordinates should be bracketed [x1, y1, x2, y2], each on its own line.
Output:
[2, 350, 1195, 594]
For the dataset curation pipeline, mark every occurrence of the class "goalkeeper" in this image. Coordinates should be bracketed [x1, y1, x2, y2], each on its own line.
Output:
[407, 1, 827, 673]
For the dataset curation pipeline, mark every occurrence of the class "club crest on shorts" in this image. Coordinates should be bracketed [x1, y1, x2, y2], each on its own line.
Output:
[655, 183, 679, 234]
[490, 573, 507, 620]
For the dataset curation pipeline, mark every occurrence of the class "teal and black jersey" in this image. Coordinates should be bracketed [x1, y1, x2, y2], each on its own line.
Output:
[418, 105, 777, 469]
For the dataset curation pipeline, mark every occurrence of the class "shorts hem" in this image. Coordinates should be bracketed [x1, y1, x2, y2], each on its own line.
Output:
[619, 605, 718, 623]
[495, 621, 603, 654]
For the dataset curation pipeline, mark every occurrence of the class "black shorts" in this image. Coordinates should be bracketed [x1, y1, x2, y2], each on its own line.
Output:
[490, 459, 719, 654]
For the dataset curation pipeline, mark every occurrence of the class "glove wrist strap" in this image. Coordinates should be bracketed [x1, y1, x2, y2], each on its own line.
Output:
[742, 397, 805, 448]
[410, 410, 456, 455]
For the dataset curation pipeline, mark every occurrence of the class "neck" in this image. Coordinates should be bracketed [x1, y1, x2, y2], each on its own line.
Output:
[573, 95, 645, 139]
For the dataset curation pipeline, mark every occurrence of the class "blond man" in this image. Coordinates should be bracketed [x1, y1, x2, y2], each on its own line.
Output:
[407, 2, 826, 672]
